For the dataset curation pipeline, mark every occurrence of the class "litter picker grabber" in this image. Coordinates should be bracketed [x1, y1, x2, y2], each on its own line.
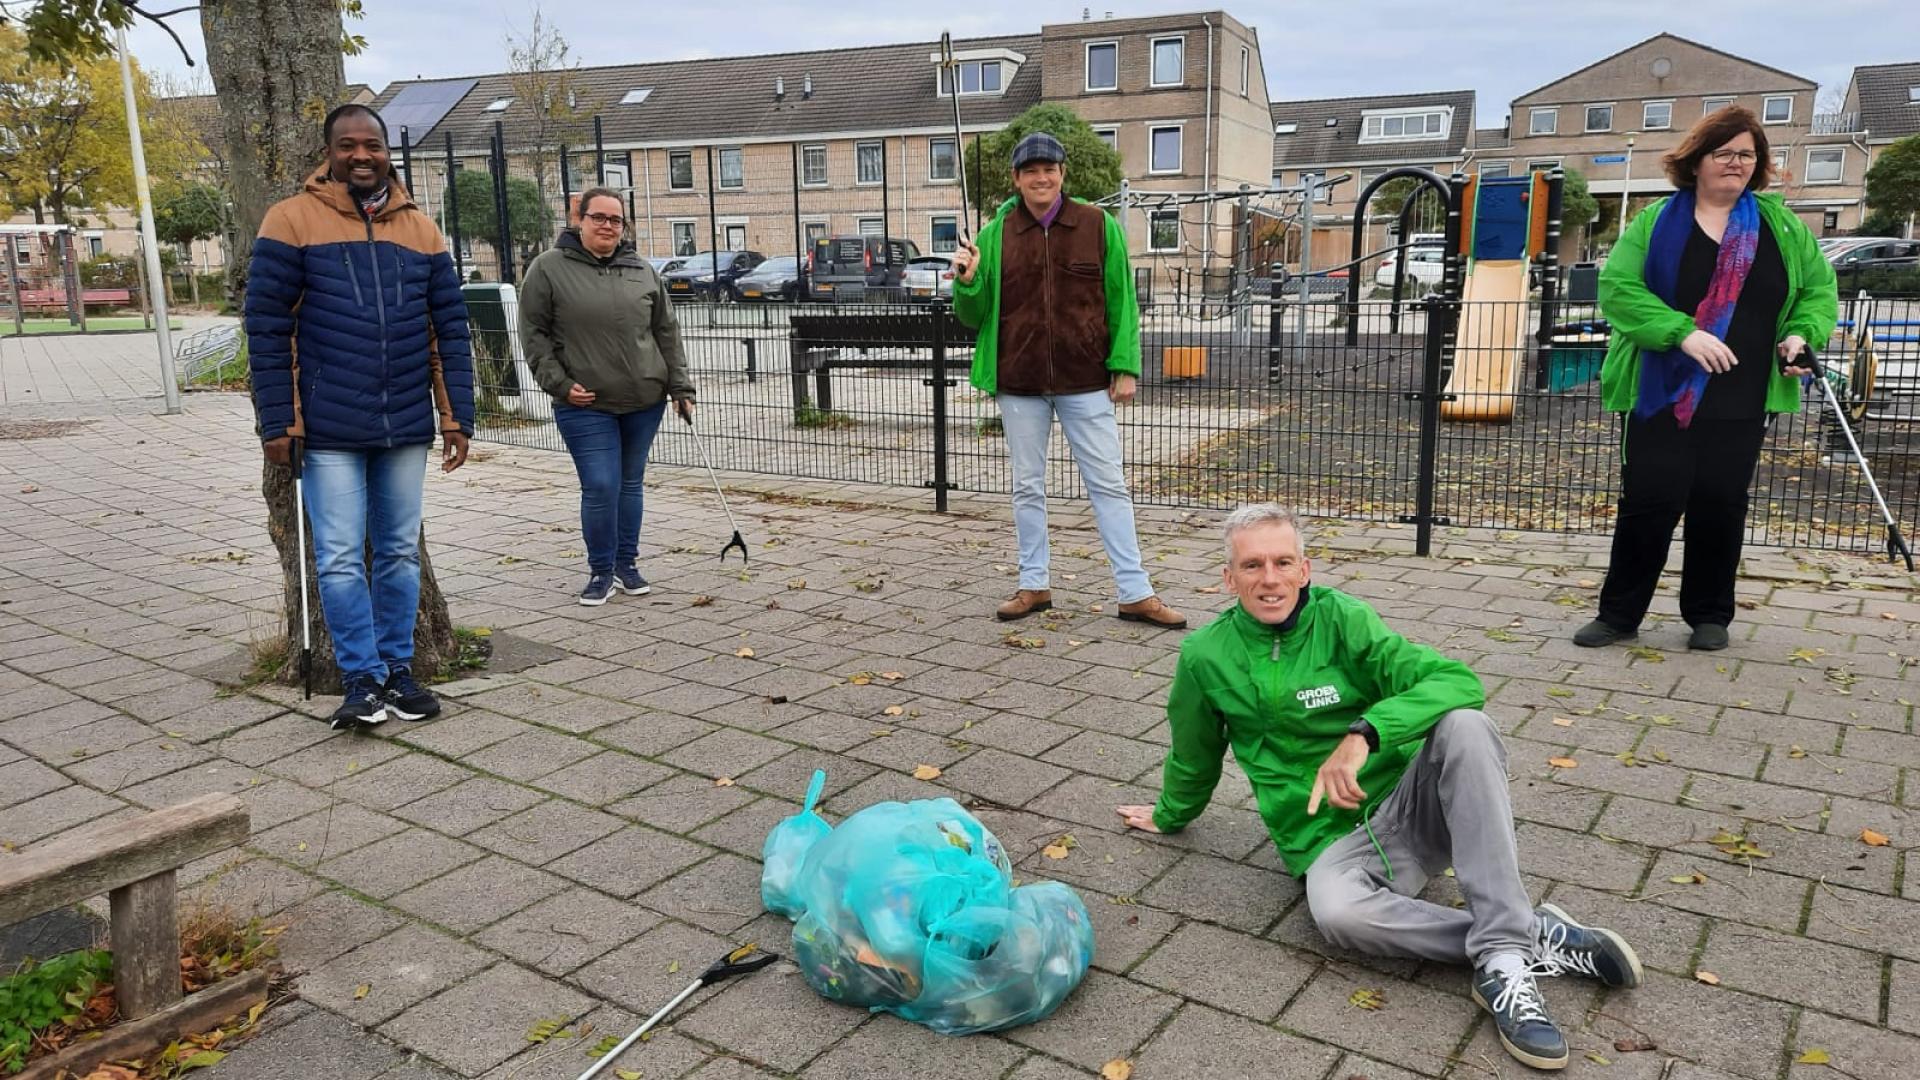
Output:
[940, 31, 971, 245]
[576, 944, 778, 1080]
[1799, 348, 1915, 571]
[683, 410, 748, 564]
[291, 438, 313, 700]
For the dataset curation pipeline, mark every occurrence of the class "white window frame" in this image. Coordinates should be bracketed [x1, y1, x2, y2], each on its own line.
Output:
[1479, 160, 1513, 179]
[1529, 107, 1557, 136]
[1763, 95, 1793, 124]
[1771, 149, 1788, 175]
[857, 217, 884, 237]
[1091, 126, 1119, 152]
[1527, 158, 1562, 173]
[801, 144, 829, 187]
[1273, 122, 1298, 135]
[1147, 208, 1180, 252]
[667, 150, 694, 191]
[484, 97, 512, 112]
[1910, 86, 1920, 104]
[1584, 103, 1614, 133]
[1084, 41, 1118, 92]
[619, 88, 653, 106]
[855, 140, 884, 186]
[928, 137, 958, 182]
[937, 59, 1005, 98]
[1805, 146, 1845, 185]
[1148, 124, 1184, 175]
[86, 235, 105, 258]
[1642, 100, 1673, 130]
[718, 147, 745, 190]
[1358, 106, 1452, 144]
[802, 219, 831, 248]
[928, 214, 960, 254]
[1239, 45, 1250, 96]
[1704, 96, 1734, 115]
[1150, 35, 1186, 88]
[601, 161, 631, 190]
[669, 219, 697, 256]
[719, 220, 748, 252]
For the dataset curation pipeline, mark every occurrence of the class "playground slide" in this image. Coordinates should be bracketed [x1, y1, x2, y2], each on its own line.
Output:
[1440, 260, 1530, 421]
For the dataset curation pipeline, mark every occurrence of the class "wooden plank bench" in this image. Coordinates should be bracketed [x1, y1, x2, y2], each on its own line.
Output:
[786, 310, 975, 415]
[0, 793, 266, 1080]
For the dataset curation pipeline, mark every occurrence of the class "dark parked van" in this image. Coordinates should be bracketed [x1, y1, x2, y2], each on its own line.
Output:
[808, 235, 921, 302]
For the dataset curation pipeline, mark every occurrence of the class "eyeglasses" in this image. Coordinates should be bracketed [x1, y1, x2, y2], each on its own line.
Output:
[583, 212, 625, 228]
[1708, 149, 1758, 165]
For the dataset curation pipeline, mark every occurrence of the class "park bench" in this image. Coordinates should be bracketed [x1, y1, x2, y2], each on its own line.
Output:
[0, 793, 267, 1080]
[786, 309, 975, 415]
[11, 287, 134, 315]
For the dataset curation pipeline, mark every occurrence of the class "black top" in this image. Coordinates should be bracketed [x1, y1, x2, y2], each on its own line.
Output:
[1673, 219, 1788, 420]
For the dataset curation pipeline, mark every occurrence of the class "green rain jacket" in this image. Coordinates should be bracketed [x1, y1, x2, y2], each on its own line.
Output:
[1151, 588, 1486, 877]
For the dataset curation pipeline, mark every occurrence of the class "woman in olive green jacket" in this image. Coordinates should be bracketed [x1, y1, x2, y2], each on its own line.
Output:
[1575, 108, 1836, 652]
[518, 188, 696, 606]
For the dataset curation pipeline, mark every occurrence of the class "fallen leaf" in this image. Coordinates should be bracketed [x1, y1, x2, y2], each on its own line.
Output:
[1861, 828, 1891, 847]
[1546, 687, 1575, 698]
[736, 646, 755, 658]
[1796, 1048, 1831, 1065]
[20, 484, 38, 493]
[786, 578, 807, 590]
[1615, 751, 1645, 768]
[1668, 871, 1708, 885]
[1347, 987, 1387, 1010]
[848, 673, 873, 686]
[1548, 756, 1579, 769]
[912, 764, 943, 781]
[690, 594, 715, 607]
[1197, 586, 1221, 594]
[714, 777, 735, 787]
[880, 671, 905, 680]
[883, 705, 905, 716]
[870, 728, 893, 737]
[1551, 716, 1575, 727]
[1693, 970, 1721, 985]
[295, 841, 308, 852]
[1613, 1036, 1657, 1053]
[354, 983, 372, 1000]
[668, 960, 681, 974]
[1577, 579, 1597, 588]
[1100, 1060, 1134, 1080]
[617, 1071, 643, 1080]
[1650, 749, 1671, 763]
[1583, 1051, 1612, 1066]
[1789, 745, 1808, 758]
[1042, 843, 1072, 860]
[177, 1050, 227, 1070]
[1881, 612, 1898, 620]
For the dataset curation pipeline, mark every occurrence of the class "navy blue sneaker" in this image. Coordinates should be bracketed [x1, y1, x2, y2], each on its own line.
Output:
[1534, 903, 1643, 989]
[382, 665, 441, 721]
[613, 567, 651, 596]
[1472, 961, 1569, 1071]
[329, 675, 388, 731]
[579, 573, 614, 606]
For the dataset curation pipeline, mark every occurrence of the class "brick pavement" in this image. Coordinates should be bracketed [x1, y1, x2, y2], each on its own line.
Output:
[3, 384, 1919, 1080]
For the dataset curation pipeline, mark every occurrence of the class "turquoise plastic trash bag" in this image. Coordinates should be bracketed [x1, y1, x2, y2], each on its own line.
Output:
[761, 770, 1094, 1035]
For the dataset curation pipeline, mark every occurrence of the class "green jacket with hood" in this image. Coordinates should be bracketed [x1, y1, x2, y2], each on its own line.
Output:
[951, 195, 1140, 395]
[1151, 587, 1486, 877]
[518, 229, 695, 414]
[1598, 192, 1837, 415]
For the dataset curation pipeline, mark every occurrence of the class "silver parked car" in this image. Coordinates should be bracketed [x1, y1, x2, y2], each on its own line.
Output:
[903, 255, 956, 303]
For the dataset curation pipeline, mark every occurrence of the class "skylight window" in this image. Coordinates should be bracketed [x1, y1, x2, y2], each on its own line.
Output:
[484, 97, 512, 112]
[620, 88, 653, 105]
[1274, 122, 1298, 134]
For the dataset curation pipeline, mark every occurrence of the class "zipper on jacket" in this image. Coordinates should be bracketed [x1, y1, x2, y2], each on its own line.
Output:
[341, 250, 366, 307]
[362, 210, 392, 445]
[1042, 225, 1056, 391]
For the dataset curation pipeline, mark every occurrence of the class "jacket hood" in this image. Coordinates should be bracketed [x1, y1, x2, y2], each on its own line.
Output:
[556, 227, 647, 269]
[302, 161, 419, 221]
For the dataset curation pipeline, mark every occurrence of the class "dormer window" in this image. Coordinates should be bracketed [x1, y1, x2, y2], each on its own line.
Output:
[930, 46, 1024, 98]
[940, 60, 1002, 96]
[1358, 106, 1452, 144]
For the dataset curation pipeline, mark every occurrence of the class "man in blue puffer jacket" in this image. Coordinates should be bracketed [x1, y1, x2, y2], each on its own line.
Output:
[246, 103, 475, 731]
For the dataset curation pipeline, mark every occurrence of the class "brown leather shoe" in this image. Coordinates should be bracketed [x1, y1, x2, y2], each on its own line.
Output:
[996, 589, 1053, 621]
[1117, 595, 1187, 628]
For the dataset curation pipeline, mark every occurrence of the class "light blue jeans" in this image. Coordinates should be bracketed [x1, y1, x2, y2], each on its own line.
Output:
[998, 390, 1153, 603]
[301, 443, 430, 684]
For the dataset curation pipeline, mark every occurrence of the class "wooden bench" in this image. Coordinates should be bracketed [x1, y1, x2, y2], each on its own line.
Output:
[0, 793, 266, 1080]
[786, 310, 975, 415]
[9, 287, 134, 316]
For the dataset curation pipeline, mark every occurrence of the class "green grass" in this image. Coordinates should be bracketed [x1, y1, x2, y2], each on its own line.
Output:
[0, 317, 184, 336]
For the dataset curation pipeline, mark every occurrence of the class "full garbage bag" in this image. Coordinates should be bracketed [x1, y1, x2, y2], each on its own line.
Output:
[762, 771, 1093, 1035]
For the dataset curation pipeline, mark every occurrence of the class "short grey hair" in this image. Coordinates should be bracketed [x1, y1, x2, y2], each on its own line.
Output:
[1222, 504, 1309, 562]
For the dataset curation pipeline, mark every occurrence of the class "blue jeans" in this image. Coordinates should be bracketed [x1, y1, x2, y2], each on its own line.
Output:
[553, 402, 667, 573]
[301, 443, 430, 684]
[998, 390, 1153, 603]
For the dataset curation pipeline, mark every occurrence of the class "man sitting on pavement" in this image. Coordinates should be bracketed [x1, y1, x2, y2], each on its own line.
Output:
[1116, 504, 1641, 1072]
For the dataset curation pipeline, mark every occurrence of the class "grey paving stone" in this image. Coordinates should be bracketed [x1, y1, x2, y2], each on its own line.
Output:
[767, 710, 888, 753]
[800, 1012, 1022, 1080]
[1003, 1054, 1098, 1080]
[475, 887, 661, 976]
[213, 711, 339, 766]
[1130, 921, 1318, 1021]
[736, 749, 877, 804]
[1000, 969, 1179, 1070]
[531, 750, 676, 806]
[0, 757, 70, 809]
[959, 712, 1079, 757]
[395, 710, 535, 757]
[61, 736, 214, 791]
[1589, 969, 1792, 1080]
[595, 712, 720, 757]
[1694, 922, 1882, 1017]
[468, 799, 626, 866]
[1078, 888, 1180, 975]
[464, 727, 603, 782]
[200, 1007, 408, 1079]
[571, 919, 741, 1015]
[1040, 731, 1169, 782]
[690, 796, 805, 859]
[271, 889, 408, 972]
[675, 962, 867, 1072]
[1786, 1012, 1920, 1079]
[330, 754, 476, 811]
[394, 777, 547, 836]
[937, 747, 1072, 807]
[1807, 882, 1920, 962]
[264, 733, 410, 788]
[319, 828, 489, 899]
[302, 923, 493, 1026]
[544, 825, 709, 897]
[1514, 821, 1649, 893]
[388, 855, 569, 934]
[1891, 958, 1920, 1037]
[380, 962, 595, 1076]
[182, 853, 326, 918]
[1014, 824, 1183, 899]
[1138, 853, 1299, 933]
[250, 802, 410, 869]
[634, 852, 766, 934]
[475, 1011, 709, 1080]
[843, 726, 974, 772]
[1131, 1002, 1341, 1080]
[610, 771, 757, 833]
[1280, 964, 1478, 1076]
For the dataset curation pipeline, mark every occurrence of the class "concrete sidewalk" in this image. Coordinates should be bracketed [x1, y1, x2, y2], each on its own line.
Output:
[3, 389, 1919, 1080]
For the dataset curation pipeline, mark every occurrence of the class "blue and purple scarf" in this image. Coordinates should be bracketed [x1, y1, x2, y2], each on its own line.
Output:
[1633, 188, 1760, 427]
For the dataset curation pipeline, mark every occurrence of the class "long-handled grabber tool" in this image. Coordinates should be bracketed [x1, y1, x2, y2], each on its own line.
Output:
[1799, 348, 1914, 571]
[940, 31, 972, 245]
[683, 410, 748, 564]
[291, 437, 313, 699]
[576, 945, 778, 1080]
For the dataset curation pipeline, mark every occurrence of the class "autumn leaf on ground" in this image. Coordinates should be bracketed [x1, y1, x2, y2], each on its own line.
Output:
[1197, 586, 1221, 594]
[1668, 870, 1708, 884]
[1348, 987, 1387, 1010]
[1552, 716, 1575, 727]
[912, 764, 943, 781]
[1694, 970, 1721, 985]
[735, 646, 755, 658]
[787, 578, 807, 590]
[1860, 828, 1891, 847]
[1796, 1048, 1832, 1065]
[527, 1018, 572, 1043]
[1100, 1060, 1134, 1080]
[848, 672, 874, 685]
[1548, 756, 1579, 770]
[354, 983, 372, 1000]
[1615, 751, 1645, 768]
[880, 671, 905, 680]
[883, 705, 905, 716]
[617, 1071, 643, 1080]
[713, 777, 735, 787]
[690, 595, 715, 607]
[1546, 687, 1575, 698]
[1625, 645, 1666, 662]
[1613, 1036, 1657, 1053]
[1789, 745, 1808, 758]
[668, 960, 680, 974]
[1042, 834, 1078, 860]
[81, 1067, 139, 1080]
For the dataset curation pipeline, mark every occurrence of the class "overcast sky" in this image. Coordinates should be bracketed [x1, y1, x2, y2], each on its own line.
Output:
[124, 0, 1916, 118]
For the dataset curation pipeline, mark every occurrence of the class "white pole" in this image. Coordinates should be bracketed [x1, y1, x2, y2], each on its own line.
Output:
[1617, 135, 1636, 241]
[117, 25, 179, 414]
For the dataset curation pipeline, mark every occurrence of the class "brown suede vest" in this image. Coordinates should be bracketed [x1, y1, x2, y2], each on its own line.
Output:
[996, 199, 1112, 396]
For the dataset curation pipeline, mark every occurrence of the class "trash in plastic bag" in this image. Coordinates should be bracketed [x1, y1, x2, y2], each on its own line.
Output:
[760, 768, 831, 918]
[762, 770, 1093, 1035]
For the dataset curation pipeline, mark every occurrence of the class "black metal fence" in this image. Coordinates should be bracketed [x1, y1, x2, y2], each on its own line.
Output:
[459, 278, 1920, 558]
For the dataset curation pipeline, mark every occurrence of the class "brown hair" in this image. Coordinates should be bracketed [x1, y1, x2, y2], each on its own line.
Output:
[574, 186, 625, 223]
[1662, 106, 1772, 191]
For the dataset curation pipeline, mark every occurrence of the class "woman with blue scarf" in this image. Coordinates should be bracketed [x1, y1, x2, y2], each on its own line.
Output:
[1575, 107, 1836, 652]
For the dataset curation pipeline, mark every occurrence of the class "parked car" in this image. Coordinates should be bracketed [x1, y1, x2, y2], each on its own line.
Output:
[902, 254, 956, 303]
[1831, 238, 1919, 271]
[808, 235, 921, 302]
[662, 250, 766, 301]
[734, 256, 808, 302]
[1374, 246, 1446, 288]
[648, 255, 687, 275]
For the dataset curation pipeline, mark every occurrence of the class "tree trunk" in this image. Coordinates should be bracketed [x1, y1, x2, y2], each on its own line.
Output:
[204, 0, 459, 692]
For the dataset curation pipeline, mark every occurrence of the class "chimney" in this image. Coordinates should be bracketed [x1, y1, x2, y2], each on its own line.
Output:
[774, 76, 785, 101]
[1104, 10, 1113, 17]
[802, 74, 813, 99]
[1081, 6, 1090, 17]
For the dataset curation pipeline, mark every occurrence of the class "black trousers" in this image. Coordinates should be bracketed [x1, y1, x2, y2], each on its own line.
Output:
[1597, 411, 1768, 631]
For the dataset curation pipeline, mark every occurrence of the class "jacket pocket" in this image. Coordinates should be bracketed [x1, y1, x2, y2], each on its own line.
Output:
[341, 251, 366, 306]
[1066, 260, 1103, 279]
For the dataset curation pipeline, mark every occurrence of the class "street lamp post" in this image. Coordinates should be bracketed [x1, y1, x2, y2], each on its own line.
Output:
[116, 24, 179, 414]
[1617, 133, 1638, 241]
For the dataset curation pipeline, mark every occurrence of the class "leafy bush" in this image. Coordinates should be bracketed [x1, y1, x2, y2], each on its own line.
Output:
[0, 949, 112, 1075]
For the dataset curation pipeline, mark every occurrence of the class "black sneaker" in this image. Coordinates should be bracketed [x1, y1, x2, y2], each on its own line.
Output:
[1687, 624, 1730, 651]
[1472, 961, 1569, 1071]
[1534, 903, 1643, 989]
[1572, 619, 1637, 648]
[613, 567, 651, 596]
[329, 676, 388, 731]
[382, 665, 441, 721]
[579, 572, 614, 606]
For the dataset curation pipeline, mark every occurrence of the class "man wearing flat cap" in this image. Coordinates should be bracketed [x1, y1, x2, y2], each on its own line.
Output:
[952, 131, 1185, 629]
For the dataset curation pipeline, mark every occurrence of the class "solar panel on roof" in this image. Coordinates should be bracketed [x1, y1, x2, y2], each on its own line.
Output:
[378, 78, 480, 140]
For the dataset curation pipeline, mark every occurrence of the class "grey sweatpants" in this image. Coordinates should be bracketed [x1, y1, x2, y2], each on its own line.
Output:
[1303, 708, 1534, 969]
